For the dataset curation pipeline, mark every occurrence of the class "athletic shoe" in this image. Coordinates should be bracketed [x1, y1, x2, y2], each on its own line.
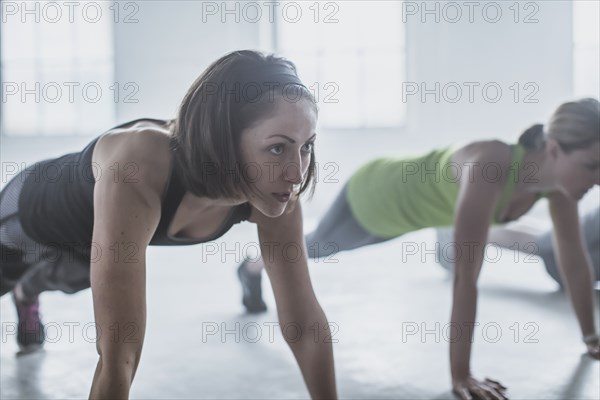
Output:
[237, 259, 267, 313]
[12, 291, 45, 353]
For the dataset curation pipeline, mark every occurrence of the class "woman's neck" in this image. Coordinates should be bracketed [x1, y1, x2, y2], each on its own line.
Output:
[518, 147, 557, 194]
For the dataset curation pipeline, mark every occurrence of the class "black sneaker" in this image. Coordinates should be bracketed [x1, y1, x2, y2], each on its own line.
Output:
[237, 260, 267, 313]
[12, 291, 45, 353]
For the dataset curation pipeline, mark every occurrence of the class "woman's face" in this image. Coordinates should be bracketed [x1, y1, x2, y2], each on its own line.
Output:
[239, 97, 317, 217]
[547, 139, 600, 200]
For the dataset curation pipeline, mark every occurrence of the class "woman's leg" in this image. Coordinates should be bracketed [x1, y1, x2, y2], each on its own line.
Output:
[238, 183, 392, 312]
[436, 208, 600, 288]
[436, 225, 543, 271]
[535, 207, 600, 288]
[4, 242, 91, 353]
[1, 171, 92, 351]
[1, 173, 47, 351]
[1, 244, 26, 297]
[304, 183, 392, 259]
[1, 173, 29, 296]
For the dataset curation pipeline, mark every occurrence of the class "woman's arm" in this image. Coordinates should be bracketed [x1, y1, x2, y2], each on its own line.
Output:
[450, 142, 510, 400]
[547, 191, 600, 359]
[253, 200, 337, 399]
[89, 135, 166, 399]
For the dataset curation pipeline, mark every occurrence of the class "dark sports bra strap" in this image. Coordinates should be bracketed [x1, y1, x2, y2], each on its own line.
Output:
[154, 160, 186, 239]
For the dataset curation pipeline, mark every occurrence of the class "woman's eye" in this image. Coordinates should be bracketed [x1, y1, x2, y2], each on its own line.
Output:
[270, 145, 284, 155]
[302, 142, 314, 153]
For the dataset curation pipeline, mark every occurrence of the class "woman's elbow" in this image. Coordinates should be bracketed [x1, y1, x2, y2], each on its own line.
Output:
[95, 338, 143, 384]
[278, 304, 328, 342]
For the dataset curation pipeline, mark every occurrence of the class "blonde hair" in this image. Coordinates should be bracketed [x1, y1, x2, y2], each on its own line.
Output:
[519, 98, 600, 151]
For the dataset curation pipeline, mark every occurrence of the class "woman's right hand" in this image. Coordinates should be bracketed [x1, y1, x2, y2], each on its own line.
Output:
[452, 376, 508, 400]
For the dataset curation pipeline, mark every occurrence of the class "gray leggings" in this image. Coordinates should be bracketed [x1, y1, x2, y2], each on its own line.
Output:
[536, 207, 600, 287]
[0, 166, 91, 299]
[304, 183, 392, 259]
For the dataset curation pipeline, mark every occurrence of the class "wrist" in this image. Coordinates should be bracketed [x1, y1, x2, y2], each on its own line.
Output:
[583, 333, 599, 345]
[451, 371, 472, 384]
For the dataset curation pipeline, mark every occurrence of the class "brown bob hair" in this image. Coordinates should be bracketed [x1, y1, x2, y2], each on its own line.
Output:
[168, 50, 318, 200]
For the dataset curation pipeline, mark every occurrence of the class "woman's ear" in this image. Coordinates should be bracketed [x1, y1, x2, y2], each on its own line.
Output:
[545, 137, 561, 161]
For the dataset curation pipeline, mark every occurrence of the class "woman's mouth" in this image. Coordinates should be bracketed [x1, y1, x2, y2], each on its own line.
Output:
[272, 192, 291, 203]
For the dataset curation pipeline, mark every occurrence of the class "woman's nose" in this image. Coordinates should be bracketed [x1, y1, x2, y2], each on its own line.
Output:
[283, 160, 304, 185]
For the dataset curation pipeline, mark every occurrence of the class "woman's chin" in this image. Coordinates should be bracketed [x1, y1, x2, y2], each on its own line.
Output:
[567, 189, 584, 201]
[253, 202, 287, 218]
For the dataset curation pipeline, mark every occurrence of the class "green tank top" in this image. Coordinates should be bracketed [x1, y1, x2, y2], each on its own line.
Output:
[346, 144, 527, 238]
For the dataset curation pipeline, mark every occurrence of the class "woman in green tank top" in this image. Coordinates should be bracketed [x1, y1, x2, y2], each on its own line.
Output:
[238, 98, 600, 399]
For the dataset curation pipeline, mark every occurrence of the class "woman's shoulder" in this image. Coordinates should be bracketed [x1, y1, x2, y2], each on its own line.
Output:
[92, 121, 174, 204]
[453, 139, 512, 167]
[450, 140, 515, 193]
[95, 119, 172, 157]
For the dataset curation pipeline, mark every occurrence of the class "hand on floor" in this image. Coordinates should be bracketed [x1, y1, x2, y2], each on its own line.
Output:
[586, 342, 600, 360]
[453, 376, 508, 400]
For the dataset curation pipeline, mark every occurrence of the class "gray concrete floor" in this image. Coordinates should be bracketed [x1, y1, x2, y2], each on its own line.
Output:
[1, 132, 599, 399]
[1, 227, 599, 399]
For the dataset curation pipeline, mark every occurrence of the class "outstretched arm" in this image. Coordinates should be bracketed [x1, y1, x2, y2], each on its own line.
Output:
[449, 142, 511, 400]
[451, 175, 508, 400]
[89, 135, 165, 399]
[548, 191, 599, 358]
[254, 200, 337, 399]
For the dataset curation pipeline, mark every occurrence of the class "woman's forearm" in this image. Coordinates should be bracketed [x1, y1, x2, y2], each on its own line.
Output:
[284, 307, 337, 399]
[547, 192, 598, 340]
[450, 278, 479, 383]
[560, 257, 597, 337]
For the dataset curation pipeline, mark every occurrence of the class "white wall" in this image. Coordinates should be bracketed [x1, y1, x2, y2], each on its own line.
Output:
[112, 1, 267, 122]
[110, 1, 576, 147]
[404, 0, 573, 146]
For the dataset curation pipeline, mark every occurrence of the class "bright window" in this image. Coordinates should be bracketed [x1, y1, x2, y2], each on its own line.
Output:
[1, 1, 115, 136]
[275, 1, 406, 129]
[573, 0, 600, 98]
